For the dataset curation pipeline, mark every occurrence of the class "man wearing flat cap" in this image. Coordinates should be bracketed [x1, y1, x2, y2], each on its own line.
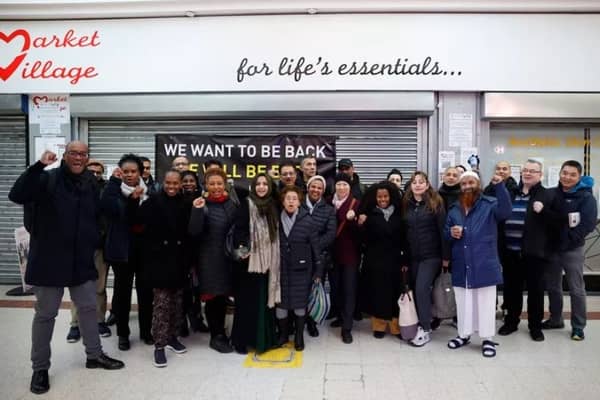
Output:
[337, 158, 365, 200]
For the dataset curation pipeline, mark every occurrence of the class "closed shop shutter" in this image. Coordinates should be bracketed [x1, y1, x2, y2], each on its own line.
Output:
[0, 116, 27, 284]
[87, 118, 418, 184]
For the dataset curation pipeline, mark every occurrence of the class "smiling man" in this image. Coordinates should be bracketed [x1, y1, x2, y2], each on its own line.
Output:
[543, 160, 597, 341]
[445, 170, 511, 357]
[9, 141, 124, 395]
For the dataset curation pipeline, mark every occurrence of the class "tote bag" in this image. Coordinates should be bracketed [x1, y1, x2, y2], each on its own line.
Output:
[308, 281, 330, 325]
[398, 290, 419, 340]
[431, 270, 457, 320]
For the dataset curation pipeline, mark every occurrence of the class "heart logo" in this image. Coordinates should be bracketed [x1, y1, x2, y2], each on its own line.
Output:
[0, 29, 31, 81]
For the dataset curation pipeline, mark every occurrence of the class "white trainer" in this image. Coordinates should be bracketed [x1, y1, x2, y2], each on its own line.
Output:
[409, 326, 431, 347]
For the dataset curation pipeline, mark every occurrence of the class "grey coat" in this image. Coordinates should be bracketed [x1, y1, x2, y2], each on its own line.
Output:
[188, 199, 237, 295]
[279, 208, 324, 309]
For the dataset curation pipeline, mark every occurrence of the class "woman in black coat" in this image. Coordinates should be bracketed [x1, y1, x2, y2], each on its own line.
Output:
[101, 153, 153, 351]
[139, 170, 190, 367]
[179, 170, 208, 336]
[277, 186, 323, 351]
[188, 167, 237, 353]
[231, 173, 280, 354]
[361, 181, 407, 339]
[402, 171, 450, 347]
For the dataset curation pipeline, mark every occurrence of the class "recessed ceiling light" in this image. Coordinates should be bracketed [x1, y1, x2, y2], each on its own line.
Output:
[307, 8, 318, 14]
[185, 11, 195, 17]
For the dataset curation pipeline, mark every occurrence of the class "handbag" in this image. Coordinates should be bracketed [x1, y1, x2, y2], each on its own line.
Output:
[224, 224, 249, 261]
[397, 271, 419, 340]
[308, 281, 330, 325]
[431, 269, 456, 319]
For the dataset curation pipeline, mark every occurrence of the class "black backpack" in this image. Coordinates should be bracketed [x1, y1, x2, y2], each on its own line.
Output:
[24, 168, 59, 234]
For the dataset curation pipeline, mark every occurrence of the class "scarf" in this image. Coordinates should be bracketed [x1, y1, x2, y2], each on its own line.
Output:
[206, 192, 228, 203]
[332, 193, 349, 210]
[281, 209, 298, 237]
[248, 199, 281, 307]
[377, 204, 395, 221]
[120, 179, 149, 205]
[305, 197, 321, 215]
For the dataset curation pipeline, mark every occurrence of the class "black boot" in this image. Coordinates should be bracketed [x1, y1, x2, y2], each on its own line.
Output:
[277, 318, 288, 347]
[294, 315, 305, 351]
[306, 317, 319, 337]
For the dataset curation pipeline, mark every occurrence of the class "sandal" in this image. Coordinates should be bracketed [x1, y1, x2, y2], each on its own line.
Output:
[447, 336, 470, 349]
[482, 340, 498, 358]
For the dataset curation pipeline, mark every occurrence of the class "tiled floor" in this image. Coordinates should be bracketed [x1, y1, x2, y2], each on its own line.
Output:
[1, 287, 600, 400]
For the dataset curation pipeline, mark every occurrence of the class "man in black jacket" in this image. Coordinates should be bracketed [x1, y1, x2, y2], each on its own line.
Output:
[9, 142, 124, 395]
[497, 159, 559, 342]
[338, 158, 365, 200]
[543, 160, 597, 341]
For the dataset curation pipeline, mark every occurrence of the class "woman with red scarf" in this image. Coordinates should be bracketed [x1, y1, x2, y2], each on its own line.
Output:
[189, 167, 237, 353]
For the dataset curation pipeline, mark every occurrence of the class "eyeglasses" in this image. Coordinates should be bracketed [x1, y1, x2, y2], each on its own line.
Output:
[521, 168, 541, 174]
[67, 151, 88, 158]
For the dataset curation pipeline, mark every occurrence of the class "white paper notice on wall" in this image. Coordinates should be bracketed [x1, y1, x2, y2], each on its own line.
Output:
[34, 136, 66, 170]
[439, 151, 456, 172]
[14, 227, 32, 292]
[448, 113, 473, 148]
[547, 166, 561, 188]
[459, 147, 478, 168]
[28, 94, 70, 136]
[511, 165, 521, 183]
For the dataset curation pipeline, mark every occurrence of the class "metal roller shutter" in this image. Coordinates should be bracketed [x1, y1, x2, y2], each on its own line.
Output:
[87, 118, 418, 185]
[0, 116, 27, 284]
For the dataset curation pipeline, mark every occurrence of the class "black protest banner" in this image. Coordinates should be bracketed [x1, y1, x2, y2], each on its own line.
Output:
[155, 134, 336, 189]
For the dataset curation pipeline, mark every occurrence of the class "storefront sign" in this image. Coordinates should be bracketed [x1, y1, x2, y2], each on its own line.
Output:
[155, 135, 336, 189]
[2, 14, 600, 93]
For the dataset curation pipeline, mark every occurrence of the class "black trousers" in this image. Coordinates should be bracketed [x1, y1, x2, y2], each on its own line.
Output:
[112, 262, 154, 339]
[502, 250, 546, 331]
[205, 295, 227, 338]
[330, 263, 359, 330]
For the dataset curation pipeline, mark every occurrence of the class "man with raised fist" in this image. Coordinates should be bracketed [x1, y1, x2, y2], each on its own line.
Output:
[9, 141, 124, 395]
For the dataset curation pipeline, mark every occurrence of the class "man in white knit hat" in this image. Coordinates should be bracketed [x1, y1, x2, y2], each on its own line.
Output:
[444, 170, 512, 357]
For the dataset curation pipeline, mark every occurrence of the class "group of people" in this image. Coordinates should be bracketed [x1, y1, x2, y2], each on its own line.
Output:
[9, 141, 597, 395]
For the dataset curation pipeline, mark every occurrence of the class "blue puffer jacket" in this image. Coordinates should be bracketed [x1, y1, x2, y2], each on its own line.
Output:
[445, 182, 512, 289]
[553, 176, 598, 252]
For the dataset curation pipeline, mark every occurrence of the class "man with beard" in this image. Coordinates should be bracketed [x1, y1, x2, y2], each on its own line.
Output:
[445, 171, 511, 357]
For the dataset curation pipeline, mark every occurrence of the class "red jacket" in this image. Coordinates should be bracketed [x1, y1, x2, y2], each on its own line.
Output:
[333, 196, 361, 267]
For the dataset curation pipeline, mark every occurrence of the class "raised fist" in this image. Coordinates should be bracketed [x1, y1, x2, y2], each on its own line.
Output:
[358, 214, 367, 226]
[490, 174, 503, 184]
[40, 151, 57, 166]
[112, 167, 123, 179]
[346, 209, 356, 221]
[193, 197, 206, 208]
[533, 201, 544, 213]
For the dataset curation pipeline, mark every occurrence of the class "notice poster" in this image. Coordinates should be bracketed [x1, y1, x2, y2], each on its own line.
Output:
[459, 147, 478, 169]
[14, 227, 32, 292]
[28, 94, 70, 135]
[448, 113, 473, 148]
[438, 151, 456, 172]
[34, 136, 66, 170]
[547, 166, 561, 188]
[155, 135, 336, 190]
